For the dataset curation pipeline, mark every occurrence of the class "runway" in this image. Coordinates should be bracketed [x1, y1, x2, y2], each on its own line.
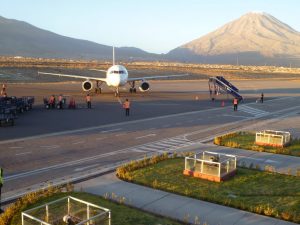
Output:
[1, 79, 300, 202]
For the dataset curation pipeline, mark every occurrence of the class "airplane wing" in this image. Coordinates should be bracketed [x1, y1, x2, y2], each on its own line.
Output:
[89, 69, 107, 72]
[38, 72, 107, 82]
[127, 73, 189, 82]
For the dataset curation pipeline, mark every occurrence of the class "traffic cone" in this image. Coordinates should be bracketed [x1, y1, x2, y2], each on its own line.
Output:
[221, 101, 225, 107]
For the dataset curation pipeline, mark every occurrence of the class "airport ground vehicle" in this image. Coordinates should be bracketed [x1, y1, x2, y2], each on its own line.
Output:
[0, 96, 34, 126]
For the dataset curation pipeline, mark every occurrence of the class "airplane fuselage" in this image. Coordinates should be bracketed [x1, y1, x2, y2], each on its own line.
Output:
[106, 65, 128, 87]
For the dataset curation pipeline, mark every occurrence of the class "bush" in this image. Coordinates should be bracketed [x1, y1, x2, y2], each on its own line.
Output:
[213, 136, 222, 145]
[224, 141, 240, 148]
[251, 145, 264, 152]
[116, 153, 169, 180]
[0, 185, 64, 225]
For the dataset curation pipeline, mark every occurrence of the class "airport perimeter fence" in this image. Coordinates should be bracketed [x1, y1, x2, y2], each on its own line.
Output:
[256, 130, 291, 147]
[22, 196, 111, 225]
[185, 151, 236, 177]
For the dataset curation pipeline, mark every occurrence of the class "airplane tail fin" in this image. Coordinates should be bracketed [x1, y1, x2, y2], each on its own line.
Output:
[113, 46, 115, 66]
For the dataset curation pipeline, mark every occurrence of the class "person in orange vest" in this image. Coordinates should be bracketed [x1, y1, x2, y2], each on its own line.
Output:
[86, 94, 91, 109]
[49, 95, 55, 109]
[58, 94, 63, 109]
[69, 97, 76, 109]
[1, 83, 7, 97]
[233, 98, 238, 111]
[123, 99, 130, 116]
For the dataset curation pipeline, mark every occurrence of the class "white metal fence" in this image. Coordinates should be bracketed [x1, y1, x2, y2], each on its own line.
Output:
[185, 151, 237, 177]
[256, 130, 291, 147]
[22, 196, 111, 225]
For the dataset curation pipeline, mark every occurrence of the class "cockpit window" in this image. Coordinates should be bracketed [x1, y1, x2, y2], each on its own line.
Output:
[110, 70, 125, 74]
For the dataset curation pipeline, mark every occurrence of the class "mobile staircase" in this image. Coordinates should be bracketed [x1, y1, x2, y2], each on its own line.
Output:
[208, 76, 243, 101]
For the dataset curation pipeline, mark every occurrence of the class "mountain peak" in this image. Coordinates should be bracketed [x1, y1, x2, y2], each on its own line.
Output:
[168, 12, 300, 64]
[245, 11, 269, 16]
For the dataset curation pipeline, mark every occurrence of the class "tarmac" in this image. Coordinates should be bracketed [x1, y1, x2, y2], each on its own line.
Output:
[76, 144, 300, 225]
[1, 79, 300, 224]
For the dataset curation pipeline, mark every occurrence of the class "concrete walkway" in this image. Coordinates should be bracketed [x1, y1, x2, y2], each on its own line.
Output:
[75, 172, 297, 225]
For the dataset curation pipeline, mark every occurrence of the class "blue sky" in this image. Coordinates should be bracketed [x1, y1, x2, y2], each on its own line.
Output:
[1, 0, 300, 53]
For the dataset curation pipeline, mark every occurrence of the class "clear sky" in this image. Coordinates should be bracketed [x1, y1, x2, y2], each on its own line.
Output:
[1, 0, 300, 54]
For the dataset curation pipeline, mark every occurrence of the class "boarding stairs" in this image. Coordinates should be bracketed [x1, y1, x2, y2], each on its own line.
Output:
[208, 76, 243, 101]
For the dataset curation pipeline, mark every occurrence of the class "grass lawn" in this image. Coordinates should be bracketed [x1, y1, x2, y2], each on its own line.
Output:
[214, 131, 300, 156]
[126, 158, 300, 223]
[9, 192, 182, 225]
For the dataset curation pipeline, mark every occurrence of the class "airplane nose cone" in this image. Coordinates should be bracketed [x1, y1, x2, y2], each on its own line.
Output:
[109, 75, 121, 86]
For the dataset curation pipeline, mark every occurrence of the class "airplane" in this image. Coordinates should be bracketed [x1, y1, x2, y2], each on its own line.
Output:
[38, 47, 188, 96]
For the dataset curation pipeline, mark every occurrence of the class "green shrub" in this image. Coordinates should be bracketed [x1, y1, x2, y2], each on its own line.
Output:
[251, 145, 264, 152]
[116, 153, 170, 180]
[0, 185, 63, 225]
[213, 136, 222, 145]
[224, 141, 240, 148]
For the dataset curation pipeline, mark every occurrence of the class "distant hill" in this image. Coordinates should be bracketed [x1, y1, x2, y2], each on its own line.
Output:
[168, 12, 300, 66]
[0, 16, 157, 60]
[2, 13, 300, 66]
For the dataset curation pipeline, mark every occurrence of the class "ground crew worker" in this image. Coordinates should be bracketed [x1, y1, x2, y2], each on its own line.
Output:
[261, 93, 264, 103]
[233, 98, 238, 111]
[1, 83, 7, 97]
[0, 167, 3, 213]
[86, 94, 91, 109]
[58, 94, 63, 109]
[69, 97, 76, 109]
[123, 99, 130, 116]
[49, 95, 55, 109]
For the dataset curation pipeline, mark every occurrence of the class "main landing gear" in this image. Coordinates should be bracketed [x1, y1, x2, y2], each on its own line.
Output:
[95, 81, 102, 94]
[129, 81, 137, 93]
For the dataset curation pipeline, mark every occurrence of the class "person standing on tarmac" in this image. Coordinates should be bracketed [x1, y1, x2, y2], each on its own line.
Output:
[1, 83, 7, 97]
[69, 97, 76, 109]
[123, 99, 130, 116]
[261, 93, 264, 103]
[233, 98, 238, 111]
[0, 167, 3, 213]
[86, 94, 91, 109]
[58, 94, 63, 109]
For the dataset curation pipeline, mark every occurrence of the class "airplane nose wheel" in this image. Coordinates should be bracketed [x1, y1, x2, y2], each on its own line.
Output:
[115, 88, 120, 97]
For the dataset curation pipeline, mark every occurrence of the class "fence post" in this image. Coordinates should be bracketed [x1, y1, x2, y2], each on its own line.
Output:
[218, 163, 221, 177]
[109, 211, 111, 225]
[46, 204, 49, 222]
[22, 212, 24, 225]
[234, 157, 237, 169]
[68, 197, 70, 215]
[87, 204, 90, 225]
[226, 161, 229, 173]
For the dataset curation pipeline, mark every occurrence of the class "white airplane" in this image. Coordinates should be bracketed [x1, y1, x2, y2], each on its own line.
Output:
[38, 47, 188, 96]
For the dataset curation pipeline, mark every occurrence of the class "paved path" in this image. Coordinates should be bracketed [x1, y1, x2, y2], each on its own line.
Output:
[76, 172, 297, 225]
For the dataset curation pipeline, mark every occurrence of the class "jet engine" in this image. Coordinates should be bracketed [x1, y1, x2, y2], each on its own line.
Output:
[139, 81, 150, 92]
[82, 80, 93, 92]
